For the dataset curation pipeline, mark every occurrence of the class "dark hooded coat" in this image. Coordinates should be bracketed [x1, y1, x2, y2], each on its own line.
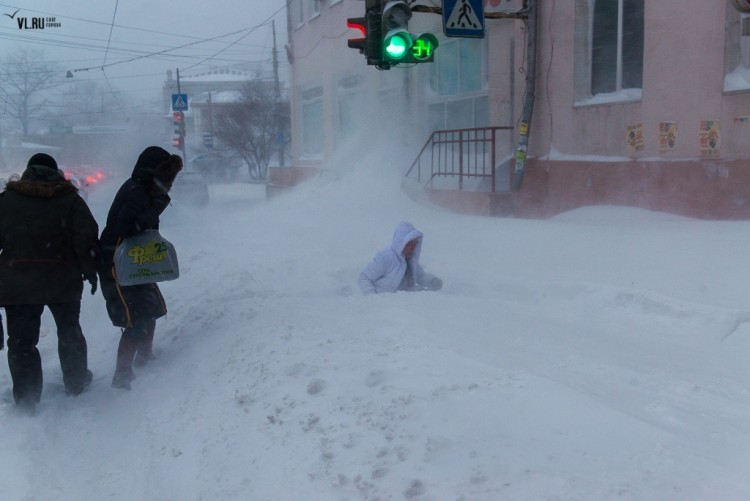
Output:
[0, 164, 99, 304]
[98, 146, 182, 328]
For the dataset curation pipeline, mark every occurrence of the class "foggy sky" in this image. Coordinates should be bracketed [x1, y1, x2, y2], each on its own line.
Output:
[0, 0, 289, 101]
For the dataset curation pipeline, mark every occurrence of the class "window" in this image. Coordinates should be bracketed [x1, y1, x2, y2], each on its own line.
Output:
[590, 0, 644, 95]
[724, 6, 750, 91]
[336, 75, 365, 143]
[300, 86, 323, 156]
[430, 39, 486, 96]
[296, 0, 304, 27]
[428, 96, 489, 131]
[427, 39, 488, 130]
[309, 0, 320, 19]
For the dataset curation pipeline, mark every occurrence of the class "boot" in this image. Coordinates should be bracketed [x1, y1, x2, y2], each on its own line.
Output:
[134, 322, 156, 367]
[15, 397, 37, 417]
[66, 369, 94, 396]
[111, 335, 138, 390]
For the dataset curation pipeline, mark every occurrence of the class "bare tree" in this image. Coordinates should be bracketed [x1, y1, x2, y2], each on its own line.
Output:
[0, 47, 62, 136]
[62, 80, 122, 120]
[213, 78, 288, 181]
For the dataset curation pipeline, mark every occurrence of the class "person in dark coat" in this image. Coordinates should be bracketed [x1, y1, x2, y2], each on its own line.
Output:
[0, 153, 99, 412]
[98, 146, 182, 390]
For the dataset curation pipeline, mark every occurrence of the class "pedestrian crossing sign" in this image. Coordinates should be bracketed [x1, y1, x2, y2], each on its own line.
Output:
[443, 0, 485, 38]
[171, 93, 188, 111]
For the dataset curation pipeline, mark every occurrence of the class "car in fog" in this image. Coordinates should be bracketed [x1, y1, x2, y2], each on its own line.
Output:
[172, 170, 209, 207]
[62, 166, 111, 200]
[189, 153, 242, 182]
[67, 176, 88, 200]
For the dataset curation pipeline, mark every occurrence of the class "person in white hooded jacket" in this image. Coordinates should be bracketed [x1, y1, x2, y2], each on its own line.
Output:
[358, 221, 443, 294]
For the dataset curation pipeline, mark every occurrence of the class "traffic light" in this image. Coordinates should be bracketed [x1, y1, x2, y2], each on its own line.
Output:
[382, 1, 439, 67]
[347, 0, 438, 69]
[172, 111, 185, 150]
[403, 33, 439, 63]
[347, 0, 384, 66]
[173, 111, 185, 136]
[382, 0, 412, 65]
[347, 17, 367, 53]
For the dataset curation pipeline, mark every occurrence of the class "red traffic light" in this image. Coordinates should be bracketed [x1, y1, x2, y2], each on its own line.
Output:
[347, 17, 366, 37]
[172, 111, 186, 137]
[347, 17, 366, 51]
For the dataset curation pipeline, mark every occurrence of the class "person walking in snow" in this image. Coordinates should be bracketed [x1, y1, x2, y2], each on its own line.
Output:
[98, 146, 182, 390]
[0, 153, 99, 412]
[358, 221, 443, 294]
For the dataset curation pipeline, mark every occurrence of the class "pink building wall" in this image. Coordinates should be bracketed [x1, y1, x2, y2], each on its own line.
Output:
[287, 0, 750, 219]
[502, 0, 750, 218]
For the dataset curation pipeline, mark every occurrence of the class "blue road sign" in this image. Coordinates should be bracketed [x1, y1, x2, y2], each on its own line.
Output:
[443, 0, 485, 38]
[171, 93, 188, 111]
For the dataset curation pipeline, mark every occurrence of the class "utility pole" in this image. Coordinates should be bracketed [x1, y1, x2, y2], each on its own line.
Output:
[208, 90, 214, 140]
[272, 20, 285, 168]
[512, 0, 536, 191]
[175, 68, 186, 159]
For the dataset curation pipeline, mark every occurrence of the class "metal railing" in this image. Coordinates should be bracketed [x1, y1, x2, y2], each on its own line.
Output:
[405, 126, 513, 192]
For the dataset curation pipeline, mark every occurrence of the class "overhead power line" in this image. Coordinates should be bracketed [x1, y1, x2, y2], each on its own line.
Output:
[102, 0, 120, 67]
[0, 2, 287, 75]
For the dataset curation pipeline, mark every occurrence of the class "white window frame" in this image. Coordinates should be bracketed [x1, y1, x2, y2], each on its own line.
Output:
[299, 85, 324, 157]
[575, 0, 643, 104]
[296, 0, 305, 27]
[428, 38, 487, 97]
[309, 0, 320, 19]
[724, 7, 750, 92]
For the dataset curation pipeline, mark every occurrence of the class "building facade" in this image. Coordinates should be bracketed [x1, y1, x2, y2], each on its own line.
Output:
[287, 0, 750, 219]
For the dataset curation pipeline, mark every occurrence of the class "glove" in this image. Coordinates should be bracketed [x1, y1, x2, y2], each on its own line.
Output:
[84, 273, 98, 295]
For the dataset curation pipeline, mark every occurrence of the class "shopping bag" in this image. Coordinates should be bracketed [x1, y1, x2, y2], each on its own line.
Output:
[114, 230, 179, 286]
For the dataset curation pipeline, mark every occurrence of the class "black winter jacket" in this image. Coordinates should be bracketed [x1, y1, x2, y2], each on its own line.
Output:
[99, 173, 170, 263]
[0, 172, 99, 305]
[98, 154, 174, 328]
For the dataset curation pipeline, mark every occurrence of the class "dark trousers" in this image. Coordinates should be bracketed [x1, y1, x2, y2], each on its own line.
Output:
[114, 317, 155, 382]
[5, 302, 88, 404]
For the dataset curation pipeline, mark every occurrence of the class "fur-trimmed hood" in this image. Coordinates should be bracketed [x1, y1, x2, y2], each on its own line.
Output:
[132, 146, 182, 188]
[5, 178, 78, 198]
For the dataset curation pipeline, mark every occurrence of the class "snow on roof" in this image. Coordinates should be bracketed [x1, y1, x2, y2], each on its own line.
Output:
[724, 65, 750, 92]
[182, 69, 253, 83]
[20, 141, 61, 150]
[190, 90, 244, 105]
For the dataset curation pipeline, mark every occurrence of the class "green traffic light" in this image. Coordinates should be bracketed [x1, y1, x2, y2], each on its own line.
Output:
[411, 34, 439, 62]
[384, 31, 412, 60]
[411, 39, 432, 60]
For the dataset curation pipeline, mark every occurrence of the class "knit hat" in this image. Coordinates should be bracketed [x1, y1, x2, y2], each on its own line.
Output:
[21, 153, 64, 182]
[27, 152, 58, 171]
